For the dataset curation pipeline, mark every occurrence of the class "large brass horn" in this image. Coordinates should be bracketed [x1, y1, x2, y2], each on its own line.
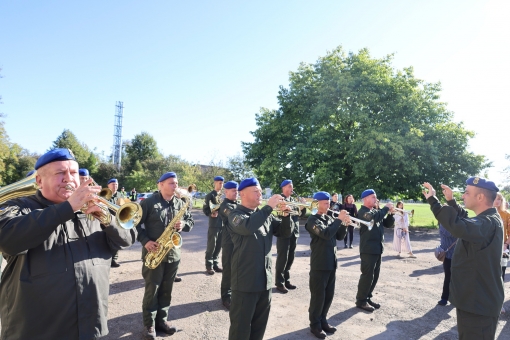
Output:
[0, 172, 39, 205]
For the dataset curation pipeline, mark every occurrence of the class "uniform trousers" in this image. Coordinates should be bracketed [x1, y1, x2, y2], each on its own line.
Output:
[205, 226, 222, 268]
[229, 289, 271, 340]
[309, 269, 336, 328]
[142, 260, 179, 327]
[355, 253, 381, 304]
[456, 308, 498, 340]
[221, 237, 234, 301]
[275, 235, 297, 285]
[441, 258, 452, 301]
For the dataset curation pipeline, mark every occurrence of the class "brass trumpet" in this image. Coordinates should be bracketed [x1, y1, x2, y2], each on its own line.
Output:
[66, 181, 143, 229]
[275, 200, 319, 216]
[328, 210, 374, 230]
[393, 208, 414, 217]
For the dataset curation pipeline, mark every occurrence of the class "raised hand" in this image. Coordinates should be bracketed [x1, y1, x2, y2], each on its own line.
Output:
[440, 184, 454, 201]
[67, 178, 101, 212]
[267, 194, 284, 209]
[422, 182, 436, 199]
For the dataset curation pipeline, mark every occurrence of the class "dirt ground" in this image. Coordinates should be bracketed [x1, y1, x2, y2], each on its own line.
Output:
[2, 209, 510, 339]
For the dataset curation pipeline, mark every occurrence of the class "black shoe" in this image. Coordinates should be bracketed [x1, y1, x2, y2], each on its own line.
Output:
[206, 268, 215, 275]
[155, 322, 176, 335]
[437, 299, 447, 306]
[349, 245, 353, 249]
[344, 244, 348, 248]
[174, 275, 182, 282]
[285, 282, 297, 290]
[145, 326, 156, 340]
[356, 302, 375, 313]
[213, 266, 223, 273]
[321, 323, 337, 334]
[111, 260, 120, 268]
[222, 299, 231, 310]
[276, 285, 288, 294]
[367, 299, 380, 309]
[310, 327, 327, 339]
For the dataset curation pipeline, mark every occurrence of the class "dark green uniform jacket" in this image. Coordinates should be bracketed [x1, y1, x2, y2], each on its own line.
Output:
[228, 205, 291, 292]
[216, 198, 237, 245]
[205, 190, 221, 228]
[428, 196, 504, 317]
[136, 192, 194, 263]
[0, 190, 136, 340]
[305, 214, 347, 270]
[357, 206, 391, 254]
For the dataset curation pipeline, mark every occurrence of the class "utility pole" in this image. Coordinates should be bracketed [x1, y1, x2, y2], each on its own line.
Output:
[113, 101, 123, 171]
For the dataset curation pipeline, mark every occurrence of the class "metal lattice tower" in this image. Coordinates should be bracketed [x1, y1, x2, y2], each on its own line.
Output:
[113, 101, 123, 170]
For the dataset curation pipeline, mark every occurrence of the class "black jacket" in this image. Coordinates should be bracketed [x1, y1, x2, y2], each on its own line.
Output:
[305, 213, 347, 270]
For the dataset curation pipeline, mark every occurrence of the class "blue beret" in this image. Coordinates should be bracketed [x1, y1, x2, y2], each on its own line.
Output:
[26, 170, 36, 177]
[361, 189, 376, 199]
[313, 191, 331, 201]
[157, 172, 177, 183]
[280, 179, 292, 188]
[34, 148, 76, 170]
[238, 177, 260, 191]
[466, 177, 499, 192]
[79, 169, 89, 176]
[107, 178, 118, 185]
[223, 181, 238, 189]
[214, 176, 224, 182]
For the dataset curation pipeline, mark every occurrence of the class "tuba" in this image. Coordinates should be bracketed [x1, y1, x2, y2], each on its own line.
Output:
[0, 172, 39, 205]
[144, 187, 191, 269]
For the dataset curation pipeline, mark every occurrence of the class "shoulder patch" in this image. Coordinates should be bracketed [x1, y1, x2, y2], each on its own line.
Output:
[313, 225, 321, 235]
[232, 215, 242, 227]
[224, 208, 231, 216]
[363, 212, 373, 220]
[0, 206, 19, 216]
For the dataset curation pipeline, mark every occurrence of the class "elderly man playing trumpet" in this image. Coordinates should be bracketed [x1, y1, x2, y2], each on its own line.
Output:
[305, 191, 350, 339]
[0, 148, 136, 340]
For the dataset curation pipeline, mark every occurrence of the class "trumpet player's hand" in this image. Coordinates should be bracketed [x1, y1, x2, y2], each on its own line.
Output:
[211, 211, 219, 218]
[267, 194, 284, 209]
[422, 182, 436, 199]
[336, 210, 350, 224]
[440, 184, 454, 201]
[384, 202, 394, 211]
[145, 241, 160, 253]
[67, 178, 101, 212]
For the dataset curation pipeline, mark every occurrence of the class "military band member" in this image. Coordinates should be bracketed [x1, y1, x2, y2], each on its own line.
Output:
[423, 179, 504, 340]
[275, 179, 304, 293]
[79, 168, 90, 183]
[227, 177, 291, 340]
[355, 189, 394, 312]
[204, 175, 224, 274]
[136, 172, 194, 340]
[107, 178, 122, 267]
[216, 180, 238, 309]
[0, 148, 136, 340]
[306, 191, 350, 339]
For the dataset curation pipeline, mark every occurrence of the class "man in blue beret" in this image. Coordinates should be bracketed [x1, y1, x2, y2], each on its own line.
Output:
[423, 178, 503, 339]
[355, 189, 394, 313]
[215, 180, 239, 309]
[136, 171, 194, 339]
[79, 168, 90, 184]
[305, 191, 350, 338]
[204, 175, 225, 274]
[227, 177, 292, 340]
[0, 148, 136, 340]
[107, 178, 124, 267]
[275, 179, 305, 293]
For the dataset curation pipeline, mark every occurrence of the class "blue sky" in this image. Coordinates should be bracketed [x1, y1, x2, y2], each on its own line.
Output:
[1, 0, 509, 185]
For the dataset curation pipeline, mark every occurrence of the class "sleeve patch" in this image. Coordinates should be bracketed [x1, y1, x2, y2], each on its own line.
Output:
[232, 215, 241, 227]
[0, 206, 19, 216]
[313, 225, 321, 235]
[224, 208, 231, 216]
[363, 212, 373, 220]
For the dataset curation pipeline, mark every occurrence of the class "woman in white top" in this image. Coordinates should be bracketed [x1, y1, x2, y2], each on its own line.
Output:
[392, 201, 416, 258]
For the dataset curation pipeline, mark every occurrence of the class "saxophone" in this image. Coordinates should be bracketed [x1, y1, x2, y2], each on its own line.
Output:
[144, 188, 191, 269]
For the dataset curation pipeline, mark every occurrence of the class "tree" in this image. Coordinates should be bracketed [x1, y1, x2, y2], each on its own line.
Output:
[50, 129, 98, 172]
[243, 47, 488, 199]
[227, 153, 254, 183]
[124, 132, 162, 173]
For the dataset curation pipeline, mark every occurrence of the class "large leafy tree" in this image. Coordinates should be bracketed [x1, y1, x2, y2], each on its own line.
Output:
[243, 47, 488, 199]
[124, 132, 162, 173]
[50, 129, 98, 173]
